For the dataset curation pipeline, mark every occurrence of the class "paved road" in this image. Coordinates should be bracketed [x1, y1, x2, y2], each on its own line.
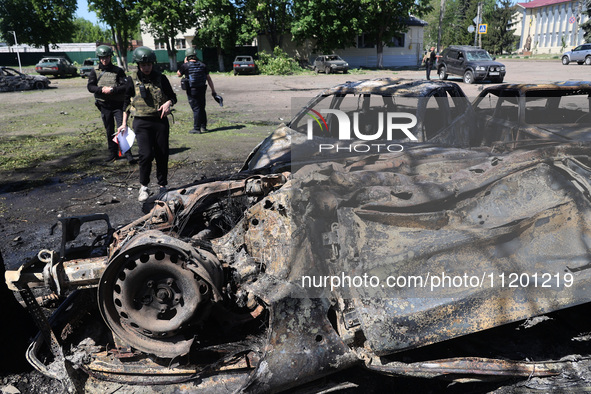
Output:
[389, 58, 588, 97]
[216, 59, 586, 123]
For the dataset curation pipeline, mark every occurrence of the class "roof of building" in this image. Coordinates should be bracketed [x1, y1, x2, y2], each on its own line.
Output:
[407, 16, 428, 26]
[517, 0, 571, 9]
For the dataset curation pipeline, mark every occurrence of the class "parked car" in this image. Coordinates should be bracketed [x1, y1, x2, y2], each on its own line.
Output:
[472, 81, 591, 146]
[8, 79, 591, 392]
[313, 54, 349, 74]
[34, 57, 77, 77]
[79, 58, 99, 78]
[437, 45, 506, 84]
[0, 66, 50, 92]
[232, 55, 257, 75]
[561, 43, 591, 65]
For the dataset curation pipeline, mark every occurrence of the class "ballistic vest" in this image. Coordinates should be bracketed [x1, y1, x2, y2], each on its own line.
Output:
[94, 67, 125, 102]
[130, 72, 168, 117]
[187, 61, 207, 88]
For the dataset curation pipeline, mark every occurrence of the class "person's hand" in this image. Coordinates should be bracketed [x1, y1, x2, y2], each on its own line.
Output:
[102, 86, 113, 94]
[211, 91, 217, 97]
[117, 124, 127, 134]
[158, 100, 172, 119]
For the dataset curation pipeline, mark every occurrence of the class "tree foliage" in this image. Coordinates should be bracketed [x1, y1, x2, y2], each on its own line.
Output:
[89, 0, 141, 71]
[137, 0, 196, 71]
[72, 17, 111, 43]
[291, 0, 360, 54]
[245, 0, 293, 50]
[257, 46, 304, 74]
[193, 0, 240, 72]
[0, 0, 76, 51]
[581, 3, 591, 43]
[423, 0, 517, 54]
[359, 0, 433, 68]
[481, 0, 518, 54]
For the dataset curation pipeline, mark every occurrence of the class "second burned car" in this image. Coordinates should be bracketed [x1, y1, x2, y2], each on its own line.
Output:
[472, 81, 591, 146]
[7, 79, 591, 393]
[0, 66, 50, 92]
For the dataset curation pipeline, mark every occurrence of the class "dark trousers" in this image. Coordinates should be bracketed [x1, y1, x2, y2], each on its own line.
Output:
[188, 86, 207, 129]
[133, 116, 169, 187]
[426, 61, 433, 80]
[98, 102, 124, 156]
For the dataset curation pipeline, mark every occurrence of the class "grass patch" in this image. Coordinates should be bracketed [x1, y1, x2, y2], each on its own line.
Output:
[0, 130, 104, 173]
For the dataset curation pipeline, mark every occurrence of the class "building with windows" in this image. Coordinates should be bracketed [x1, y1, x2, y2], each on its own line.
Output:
[256, 16, 428, 68]
[141, 27, 195, 51]
[140, 16, 427, 69]
[514, 0, 589, 54]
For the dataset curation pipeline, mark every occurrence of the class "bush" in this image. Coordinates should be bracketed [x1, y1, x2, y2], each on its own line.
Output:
[257, 47, 305, 75]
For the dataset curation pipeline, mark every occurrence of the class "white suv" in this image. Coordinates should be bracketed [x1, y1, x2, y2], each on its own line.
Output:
[562, 43, 591, 65]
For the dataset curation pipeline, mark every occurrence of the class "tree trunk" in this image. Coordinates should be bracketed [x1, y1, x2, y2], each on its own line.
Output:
[217, 47, 225, 72]
[115, 30, 128, 71]
[112, 28, 124, 70]
[166, 36, 178, 71]
[376, 41, 384, 69]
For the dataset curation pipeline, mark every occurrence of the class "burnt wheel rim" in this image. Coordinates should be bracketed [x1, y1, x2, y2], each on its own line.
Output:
[99, 246, 209, 357]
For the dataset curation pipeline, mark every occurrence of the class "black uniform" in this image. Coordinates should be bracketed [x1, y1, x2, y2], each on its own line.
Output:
[178, 60, 209, 131]
[121, 70, 177, 188]
[87, 63, 128, 160]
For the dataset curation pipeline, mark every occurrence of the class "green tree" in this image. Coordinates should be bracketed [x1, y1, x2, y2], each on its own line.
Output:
[482, 0, 518, 54]
[359, 0, 433, 68]
[137, 0, 196, 71]
[291, 0, 361, 54]
[581, 2, 591, 42]
[0, 0, 76, 51]
[72, 17, 111, 43]
[193, 0, 240, 72]
[245, 0, 293, 50]
[89, 0, 141, 71]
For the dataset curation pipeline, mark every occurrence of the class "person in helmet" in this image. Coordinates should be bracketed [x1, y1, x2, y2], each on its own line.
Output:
[118, 46, 177, 203]
[87, 45, 135, 163]
[176, 47, 217, 134]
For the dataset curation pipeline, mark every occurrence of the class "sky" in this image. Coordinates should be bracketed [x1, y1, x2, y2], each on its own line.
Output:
[75, 0, 101, 25]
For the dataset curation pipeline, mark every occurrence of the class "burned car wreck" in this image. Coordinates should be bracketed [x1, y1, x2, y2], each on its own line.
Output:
[6, 79, 591, 392]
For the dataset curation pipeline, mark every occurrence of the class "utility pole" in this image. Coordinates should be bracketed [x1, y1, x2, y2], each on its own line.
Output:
[473, 2, 481, 46]
[8, 31, 22, 73]
[473, 2, 483, 47]
[437, 0, 446, 52]
[478, 1, 483, 49]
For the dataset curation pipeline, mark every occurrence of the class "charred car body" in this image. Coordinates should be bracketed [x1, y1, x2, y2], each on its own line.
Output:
[6, 79, 591, 392]
[0, 66, 50, 92]
[473, 81, 591, 146]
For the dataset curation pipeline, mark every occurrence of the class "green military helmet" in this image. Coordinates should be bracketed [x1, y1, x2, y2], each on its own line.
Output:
[96, 45, 113, 57]
[133, 46, 157, 64]
[185, 47, 197, 58]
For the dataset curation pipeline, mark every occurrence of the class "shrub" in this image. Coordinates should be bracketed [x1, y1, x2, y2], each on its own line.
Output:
[257, 47, 305, 75]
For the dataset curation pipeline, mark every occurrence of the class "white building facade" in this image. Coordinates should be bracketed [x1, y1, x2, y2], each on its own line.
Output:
[515, 0, 589, 54]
